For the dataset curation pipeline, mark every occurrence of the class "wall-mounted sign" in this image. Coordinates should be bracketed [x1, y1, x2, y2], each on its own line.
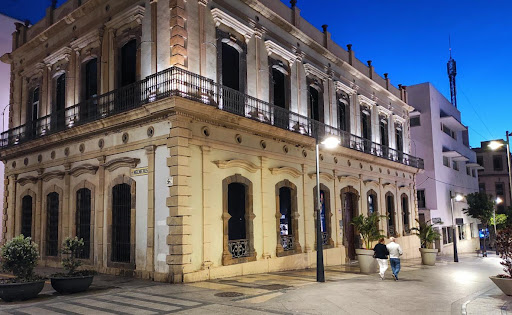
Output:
[432, 217, 442, 224]
[166, 177, 174, 187]
[455, 218, 464, 225]
[131, 167, 148, 177]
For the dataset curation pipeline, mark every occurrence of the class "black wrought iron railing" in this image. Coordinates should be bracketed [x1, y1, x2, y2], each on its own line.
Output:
[0, 66, 424, 169]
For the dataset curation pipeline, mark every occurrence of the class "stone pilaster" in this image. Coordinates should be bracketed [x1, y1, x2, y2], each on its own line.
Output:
[150, 0, 158, 74]
[63, 163, 71, 238]
[260, 156, 271, 258]
[1, 173, 8, 243]
[200, 145, 212, 268]
[166, 116, 192, 282]
[302, 164, 311, 252]
[96, 156, 106, 268]
[145, 145, 156, 277]
[35, 169, 43, 249]
[170, 0, 187, 68]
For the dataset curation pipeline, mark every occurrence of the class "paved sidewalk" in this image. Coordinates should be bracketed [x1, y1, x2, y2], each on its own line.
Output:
[0, 254, 510, 314]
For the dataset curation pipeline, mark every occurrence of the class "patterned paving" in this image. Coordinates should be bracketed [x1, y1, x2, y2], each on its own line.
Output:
[1, 290, 208, 315]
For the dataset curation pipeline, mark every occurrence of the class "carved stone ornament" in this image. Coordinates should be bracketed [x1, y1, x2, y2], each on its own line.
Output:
[105, 5, 145, 31]
[358, 94, 376, 108]
[103, 157, 141, 172]
[43, 47, 72, 66]
[308, 172, 335, 181]
[211, 8, 254, 43]
[338, 174, 360, 182]
[17, 176, 38, 186]
[41, 171, 66, 182]
[69, 164, 99, 177]
[213, 159, 260, 173]
[303, 63, 329, 80]
[70, 29, 102, 51]
[335, 81, 356, 95]
[264, 40, 297, 65]
[269, 166, 303, 178]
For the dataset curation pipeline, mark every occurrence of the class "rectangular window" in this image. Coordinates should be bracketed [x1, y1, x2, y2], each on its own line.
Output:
[447, 226, 453, 243]
[458, 224, 465, 240]
[496, 182, 505, 196]
[479, 183, 486, 193]
[477, 156, 484, 167]
[417, 190, 426, 209]
[443, 156, 450, 167]
[410, 116, 420, 127]
[494, 155, 503, 171]
[452, 160, 459, 171]
[466, 166, 471, 176]
[442, 124, 456, 139]
[470, 223, 475, 238]
[442, 227, 447, 245]
[472, 169, 476, 177]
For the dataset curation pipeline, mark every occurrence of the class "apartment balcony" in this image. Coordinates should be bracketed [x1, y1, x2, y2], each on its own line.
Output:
[0, 67, 423, 169]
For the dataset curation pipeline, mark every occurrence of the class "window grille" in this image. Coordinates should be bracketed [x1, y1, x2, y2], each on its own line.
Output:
[76, 188, 92, 259]
[21, 195, 33, 238]
[112, 184, 131, 263]
[46, 192, 59, 256]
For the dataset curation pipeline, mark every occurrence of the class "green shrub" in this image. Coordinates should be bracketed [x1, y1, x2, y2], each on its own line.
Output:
[351, 212, 387, 249]
[0, 235, 39, 280]
[61, 237, 84, 275]
[410, 219, 441, 248]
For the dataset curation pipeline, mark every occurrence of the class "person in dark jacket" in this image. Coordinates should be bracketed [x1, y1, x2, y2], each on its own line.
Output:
[373, 238, 389, 280]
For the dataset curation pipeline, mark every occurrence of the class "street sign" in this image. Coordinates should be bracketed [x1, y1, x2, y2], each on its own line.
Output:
[130, 167, 148, 176]
[166, 177, 174, 187]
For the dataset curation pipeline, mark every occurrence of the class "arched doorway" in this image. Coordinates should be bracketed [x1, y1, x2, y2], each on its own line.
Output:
[341, 186, 359, 261]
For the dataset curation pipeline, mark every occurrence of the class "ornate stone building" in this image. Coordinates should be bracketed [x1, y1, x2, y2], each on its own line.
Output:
[0, 0, 423, 282]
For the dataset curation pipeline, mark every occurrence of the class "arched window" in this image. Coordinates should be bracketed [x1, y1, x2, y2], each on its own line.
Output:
[222, 43, 240, 92]
[337, 92, 350, 132]
[112, 183, 131, 263]
[21, 195, 33, 238]
[380, 115, 389, 157]
[402, 194, 410, 234]
[46, 192, 59, 256]
[386, 192, 396, 237]
[54, 74, 66, 129]
[314, 184, 332, 247]
[367, 190, 378, 216]
[361, 106, 372, 152]
[275, 180, 301, 256]
[82, 58, 98, 120]
[76, 188, 92, 259]
[341, 186, 359, 260]
[120, 40, 137, 87]
[222, 175, 255, 265]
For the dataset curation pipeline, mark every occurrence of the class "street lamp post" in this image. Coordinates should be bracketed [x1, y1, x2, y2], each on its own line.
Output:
[314, 134, 340, 283]
[450, 193, 463, 263]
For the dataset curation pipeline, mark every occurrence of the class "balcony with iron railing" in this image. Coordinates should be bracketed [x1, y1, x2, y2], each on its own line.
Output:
[0, 66, 423, 169]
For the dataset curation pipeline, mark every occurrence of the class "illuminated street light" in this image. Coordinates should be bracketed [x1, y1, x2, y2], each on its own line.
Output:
[455, 194, 464, 202]
[314, 133, 339, 283]
[488, 134, 512, 211]
[488, 141, 505, 151]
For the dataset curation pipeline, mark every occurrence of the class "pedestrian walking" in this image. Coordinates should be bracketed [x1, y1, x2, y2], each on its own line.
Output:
[373, 238, 389, 280]
[386, 237, 403, 281]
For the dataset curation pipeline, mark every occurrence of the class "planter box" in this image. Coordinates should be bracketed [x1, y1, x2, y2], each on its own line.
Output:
[419, 248, 437, 266]
[490, 276, 512, 296]
[0, 280, 45, 302]
[51, 275, 94, 294]
[355, 248, 377, 274]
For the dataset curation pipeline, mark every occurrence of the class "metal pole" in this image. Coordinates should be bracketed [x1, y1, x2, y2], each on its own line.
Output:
[506, 131, 512, 212]
[450, 196, 459, 262]
[315, 141, 325, 282]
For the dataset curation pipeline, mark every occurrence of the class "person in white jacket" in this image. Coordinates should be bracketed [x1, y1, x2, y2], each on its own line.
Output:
[386, 237, 403, 280]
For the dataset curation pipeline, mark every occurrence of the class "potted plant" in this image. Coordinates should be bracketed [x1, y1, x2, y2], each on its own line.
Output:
[351, 212, 386, 274]
[410, 219, 441, 265]
[0, 235, 45, 302]
[50, 237, 96, 294]
[490, 227, 512, 295]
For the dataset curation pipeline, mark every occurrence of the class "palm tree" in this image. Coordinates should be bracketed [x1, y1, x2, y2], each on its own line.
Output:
[411, 219, 441, 249]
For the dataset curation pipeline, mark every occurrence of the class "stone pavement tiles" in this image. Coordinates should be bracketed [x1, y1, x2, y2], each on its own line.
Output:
[1, 254, 512, 314]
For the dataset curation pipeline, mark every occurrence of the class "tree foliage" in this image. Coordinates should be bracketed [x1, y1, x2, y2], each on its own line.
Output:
[351, 212, 386, 249]
[411, 219, 442, 248]
[464, 192, 495, 226]
[0, 235, 39, 280]
[61, 237, 84, 275]
[496, 227, 512, 278]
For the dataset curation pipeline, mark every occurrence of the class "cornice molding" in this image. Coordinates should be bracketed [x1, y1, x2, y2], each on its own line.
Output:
[70, 29, 101, 51]
[41, 170, 65, 182]
[308, 172, 335, 181]
[213, 159, 260, 173]
[335, 81, 356, 95]
[105, 5, 145, 31]
[69, 164, 99, 177]
[21, 62, 45, 79]
[377, 104, 393, 117]
[211, 8, 254, 43]
[17, 176, 38, 186]
[358, 94, 376, 108]
[43, 47, 72, 66]
[103, 157, 140, 172]
[264, 40, 297, 65]
[269, 166, 302, 178]
[303, 63, 328, 80]
[338, 174, 360, 182]
[393, 114, 406, 124]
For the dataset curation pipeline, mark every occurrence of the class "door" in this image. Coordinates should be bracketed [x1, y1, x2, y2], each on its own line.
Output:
[344, 192, 357, 260]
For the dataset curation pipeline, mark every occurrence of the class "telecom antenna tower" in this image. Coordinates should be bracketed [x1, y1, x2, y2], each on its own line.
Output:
[447, 38, 457, 107]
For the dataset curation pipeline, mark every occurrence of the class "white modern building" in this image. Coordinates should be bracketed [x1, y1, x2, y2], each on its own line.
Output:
[0, 13, 21, 242]
[408, 82, 481, 255]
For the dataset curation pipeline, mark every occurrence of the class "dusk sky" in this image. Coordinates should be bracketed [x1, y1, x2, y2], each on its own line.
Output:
[1, 0, 510, 148]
